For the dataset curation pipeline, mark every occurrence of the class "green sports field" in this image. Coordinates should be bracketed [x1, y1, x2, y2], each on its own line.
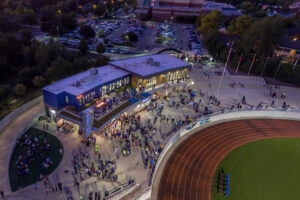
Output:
[212, 138, 300, 200]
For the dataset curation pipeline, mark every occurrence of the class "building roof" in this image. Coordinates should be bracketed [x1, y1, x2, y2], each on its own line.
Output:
[109, 54, 190, 78]
[279, 27, 300, 50]
[289, 1, 300, 9]
[43, 65, 129, 96]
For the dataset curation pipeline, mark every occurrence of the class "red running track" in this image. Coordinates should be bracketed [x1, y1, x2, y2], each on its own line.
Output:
[157, 119, 300, 200]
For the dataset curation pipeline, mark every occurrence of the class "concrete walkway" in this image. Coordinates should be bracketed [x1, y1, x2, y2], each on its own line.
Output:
[0, 101, 44, 196]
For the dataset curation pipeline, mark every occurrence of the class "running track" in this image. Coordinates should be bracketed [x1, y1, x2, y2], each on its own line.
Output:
[157, 119, 300, 200]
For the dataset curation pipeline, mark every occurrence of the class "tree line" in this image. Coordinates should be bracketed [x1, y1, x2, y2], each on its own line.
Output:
[196, 10, 300, 86]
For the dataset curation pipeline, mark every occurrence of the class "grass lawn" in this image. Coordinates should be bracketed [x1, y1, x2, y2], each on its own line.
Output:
[212, 138, 300, 200]
[9, 127, 63, 192]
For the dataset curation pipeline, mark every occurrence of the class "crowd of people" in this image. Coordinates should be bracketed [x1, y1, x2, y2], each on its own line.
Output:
[15, 133, 53, 176]
[72, 146, 117, 186]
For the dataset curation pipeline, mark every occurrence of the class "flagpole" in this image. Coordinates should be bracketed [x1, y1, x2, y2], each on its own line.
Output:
[216, 41, 234, 97]
[260, 55, 269, 77]
[274, 59, 282, 80]
[235, 54, 242, 74]
[248, 54, 256, 75]
[293, 56, 299, 71]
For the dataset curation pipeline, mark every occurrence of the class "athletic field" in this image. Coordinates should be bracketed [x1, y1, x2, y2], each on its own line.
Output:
[213, 138, 300, 200]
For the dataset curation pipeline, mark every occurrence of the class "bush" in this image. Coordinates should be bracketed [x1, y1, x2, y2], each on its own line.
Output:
[14, 84, 27, 97]
[97, 30, 104, 37]
[79, 25, 95, 38]
[127, 31, 138, 42]
[32, 76, 45, 88]
[79, 39, 88, 53]
[96, 43, 106, 53]
[0, 84, 12, 102]
[155, 36, 165, 43]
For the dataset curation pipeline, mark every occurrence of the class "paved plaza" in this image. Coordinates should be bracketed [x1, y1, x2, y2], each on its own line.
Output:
[1, 64, 300, 200]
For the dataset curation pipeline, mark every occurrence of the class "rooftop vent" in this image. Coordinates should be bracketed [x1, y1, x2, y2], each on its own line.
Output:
[146, 58, 154, 65]
[89, 68, 98, 76]
[153, 61, 160, 66]
[75, 81, 81, 87]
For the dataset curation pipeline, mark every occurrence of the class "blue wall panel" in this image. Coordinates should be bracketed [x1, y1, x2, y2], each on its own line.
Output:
[44, 75, 131, 110]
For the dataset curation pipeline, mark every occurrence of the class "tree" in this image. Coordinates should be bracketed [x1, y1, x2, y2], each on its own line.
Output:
[21, 29, 33, 46]
[14, 84, 27, 97]
[227, 15, 255, 35]
[79, 25, 95, 38]
[241, 16, 284, 55]
[46, 56, 70, 80]
[97, 30, 104, 37]
[23, 8, 37, 25]
[0, 84, 12, 102]
[0, 16, 20, 33]
[94, 5, 105, 16]
[240, 1, 257, 14]
[79, 39, 88, 53]
[127, 31, 138, 42]
[56, 14, 77, 35]
[155, 36, 165, 43]
[32, 76, 45, 87]
[96, 43, 106, 53]
[199, 10, 221, 33]
[195, 14, 203, 28]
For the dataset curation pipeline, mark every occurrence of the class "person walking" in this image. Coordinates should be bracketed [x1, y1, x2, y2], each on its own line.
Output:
[0, 190, 4, 199]
[34, 182, 38, 190]
[271, 100, 275, 106]
[58, 182, 62, 192]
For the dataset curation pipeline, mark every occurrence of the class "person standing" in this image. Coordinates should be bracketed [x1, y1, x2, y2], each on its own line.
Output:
[0, 190, 4, 198]
[58, 182, 62, 192]
[34, 182, 38, 190]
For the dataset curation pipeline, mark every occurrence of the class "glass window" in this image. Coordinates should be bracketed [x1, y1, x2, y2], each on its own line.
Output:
[137, 79, 142, 86]
[146, 77, 157, 87]
[117, 80, 122, 88]
[78, 97, 85, 106]
[102, 86, 107, 95]
[65, 96, 69, 104]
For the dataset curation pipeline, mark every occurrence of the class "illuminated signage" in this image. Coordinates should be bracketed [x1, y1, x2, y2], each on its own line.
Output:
[76, 94, 83, 100]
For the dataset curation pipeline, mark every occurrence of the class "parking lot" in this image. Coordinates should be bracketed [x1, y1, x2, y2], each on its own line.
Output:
[36, 14, 204, 56]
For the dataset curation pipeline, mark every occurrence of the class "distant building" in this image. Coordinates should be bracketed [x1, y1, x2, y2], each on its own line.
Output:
[289, 1, 300, 12]
[43, 54, 190, 139]
[136, 0, 242, 21]
[273, 27, 300, 62]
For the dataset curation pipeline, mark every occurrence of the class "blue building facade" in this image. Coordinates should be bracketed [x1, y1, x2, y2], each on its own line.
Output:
[43, 75, 130, 111]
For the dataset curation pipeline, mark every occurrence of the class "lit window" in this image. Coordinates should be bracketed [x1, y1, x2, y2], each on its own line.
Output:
[146, 77, 157, 87]
[65, 96, 69, 104]
[117, 80, 122, 88]
[102, 86, 107, 95]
